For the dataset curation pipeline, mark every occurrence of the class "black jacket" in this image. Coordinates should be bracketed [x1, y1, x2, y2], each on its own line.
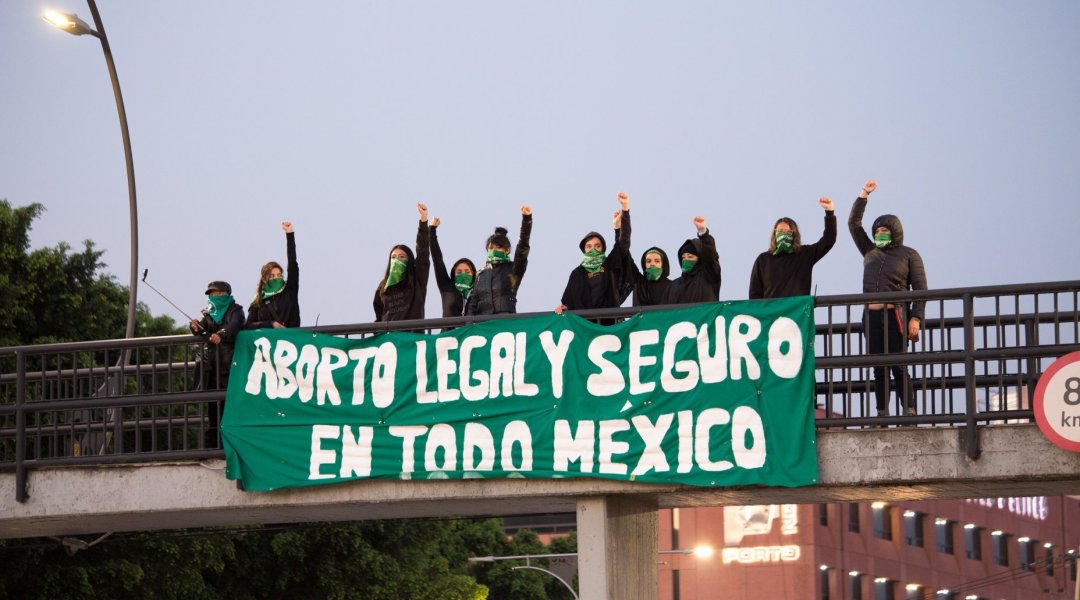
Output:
[560, 211, 634, 311]
[749, 211, 836, 299]
[465, 214, 532, 316]
[245, 232, 301, 329]
[195, 300, 245, 385]
[848, 197, 928, 319]
[375, 220, 431, 322]
[430, 226, 477, 318]
[665, 229, 722, 304]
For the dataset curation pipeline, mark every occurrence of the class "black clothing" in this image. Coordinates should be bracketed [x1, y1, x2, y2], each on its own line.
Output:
[193, 300, 244, 448]
[848, 198, 928, 320]
[375, 220, 431, 322]
[560, 211, 633, 311]
[865, 308, 915, 414]
[665, 229, 722, 304]
[465, 214, 532, 315]
[245, 232, 301, 329]
[622, 209, 670, 306]
[748, 211, 836, 299]
[430, 226, 476, 318]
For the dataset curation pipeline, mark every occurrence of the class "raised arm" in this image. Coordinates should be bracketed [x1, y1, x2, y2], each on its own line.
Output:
[428, 217, 453, 294]
[811, 197, 837, 263]
[695, 216, 722, 284]
[848, 180, 877, 256]
[511, 206, 533, 291]
[414, 203, 431, 293]
[283, 221, 298, 291]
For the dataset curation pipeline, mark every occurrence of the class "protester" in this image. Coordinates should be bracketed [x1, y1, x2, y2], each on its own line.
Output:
[189, 280, 244, 447]
[665, 216, 721, 304]
[244, 221, 301, 329]
[749, 198, 837, 299]
[429, 217, 477, 318]
[464, 206, 533, 315]
[848, 179, 928, 416]
[556, 193, 633, 315]
[374, 203, 431, 322]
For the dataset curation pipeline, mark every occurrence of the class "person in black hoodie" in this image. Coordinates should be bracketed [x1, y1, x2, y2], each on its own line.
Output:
[629, 245, 671, 307]
[556, 193, 633, 315]
[665, 216, 721, 304]
[748, 197, 837, 299]
[848, 179, 928, 416]
[245, 221, 301, 330]
[465, 205, 533, 316]
[190, 280, 245, 447]
[429, 216, 477, 318]
[375, 203, 431, 322]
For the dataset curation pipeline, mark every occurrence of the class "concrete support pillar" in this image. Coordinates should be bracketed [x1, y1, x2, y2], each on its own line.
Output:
[576, 495, 658, 600]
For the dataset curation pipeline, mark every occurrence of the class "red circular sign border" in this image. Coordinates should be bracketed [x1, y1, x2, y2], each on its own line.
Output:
[1033, 350, 1080, 453]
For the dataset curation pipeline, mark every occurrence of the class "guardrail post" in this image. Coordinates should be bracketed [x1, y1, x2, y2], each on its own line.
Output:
[963, 293, 981, 460]
[15, 351, 28, 503]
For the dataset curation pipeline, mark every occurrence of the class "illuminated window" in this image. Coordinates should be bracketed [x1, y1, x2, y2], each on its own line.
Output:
[904, 584, 923, 600]
[849, 503, 860, 533]
[819, 567, 830, 600]
[874, 577, 894, 600]
[903, 511, 924, 547]
[1045, 544, 1054, 577]
[992, 531, 1010, 567]
[1018, 537, 1034, 571]
[935, 518, 954, 554]
[964, 525, 982, 560]
[873, 504, 892, 540]
[850, 572, 863, 600]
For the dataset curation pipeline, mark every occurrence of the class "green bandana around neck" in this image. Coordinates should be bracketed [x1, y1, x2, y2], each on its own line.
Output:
[680, 259, 697, 274]
[773, 231, 794, 255]
[454, 272, 474, 295]
[261, 277, 285, 299]
[874, 232, 892, 249]
[487, 249, 510, 264]
[384, 258, 407, 289]
[206, 295, 233, 324]
[645, 265, 663, 281]
[581, 248, 605, 273]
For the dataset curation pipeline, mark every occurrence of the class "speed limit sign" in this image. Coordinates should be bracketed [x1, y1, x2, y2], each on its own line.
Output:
[1034, 351, 1080, 453]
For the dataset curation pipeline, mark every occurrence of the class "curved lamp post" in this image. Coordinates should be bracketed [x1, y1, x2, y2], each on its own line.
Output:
[43, 3, 139, 340]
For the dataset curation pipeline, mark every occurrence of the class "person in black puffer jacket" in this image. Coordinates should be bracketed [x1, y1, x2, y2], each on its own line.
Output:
[556, 193, 633, 317]
[245, 221, 301, 330]
[375, 203, 431, 322]
[465, 206, 533, 316]
[429, 216, 477, 318]
[749, 197, 837, 299]
[849, 179, 928, 417]
[665, 216, 721, 304]
[190, 280, 245, 447]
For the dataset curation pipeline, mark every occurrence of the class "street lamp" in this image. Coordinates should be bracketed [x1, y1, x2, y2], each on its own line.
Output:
[43, 2, 139, 340]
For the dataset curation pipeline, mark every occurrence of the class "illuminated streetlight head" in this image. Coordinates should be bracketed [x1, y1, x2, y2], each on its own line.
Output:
[692, 545, 714, 559]
[42, 10, 96, 36]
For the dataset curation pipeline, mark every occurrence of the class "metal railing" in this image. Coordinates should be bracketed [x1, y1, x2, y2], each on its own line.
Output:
[2, 280, 1078, 502]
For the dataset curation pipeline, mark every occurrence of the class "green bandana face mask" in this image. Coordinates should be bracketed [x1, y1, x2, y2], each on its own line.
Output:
[384, 258, 407, 289]
[680, 259, 697, 274]
[454, 272, 473, 295]
[261, 277, 285, 299]
[581, 248, 605, 273]
[206, 295, 233, 324]
[487, 249, 510, 264]
[645, 265, 663, 281]
[874, 232, 892, 249]
[773, 231, 794, 255]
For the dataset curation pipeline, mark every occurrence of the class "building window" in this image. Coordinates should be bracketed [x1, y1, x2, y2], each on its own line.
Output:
[849, 503, 861, 532]
[872, 503, 892, 540]
[1045, 544, 1054, 576]
[850, 572, 863, 600]
[964, 525, 982, 560]
[1069, 550, 1077, 581]
[935, 518, 954, 554]
[992, 531, 1010, 567]
[904, 584, 923, 600]
[819, 567, 830, 600]
[903, 511, 924, 547]
[1018, 537, 1034, 571]
[874, 578, 894, 600]
[819, 504, 829, 526]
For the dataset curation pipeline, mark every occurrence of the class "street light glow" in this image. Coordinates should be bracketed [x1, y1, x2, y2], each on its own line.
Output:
[42, 10, 95, 36]
[693, 545, 714, 558]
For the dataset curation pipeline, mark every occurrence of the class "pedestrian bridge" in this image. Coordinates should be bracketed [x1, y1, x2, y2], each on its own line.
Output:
[3, 281, 1079, 599]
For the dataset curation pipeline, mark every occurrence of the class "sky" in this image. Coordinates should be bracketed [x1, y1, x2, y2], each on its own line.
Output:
[2, 2, 1078, 329]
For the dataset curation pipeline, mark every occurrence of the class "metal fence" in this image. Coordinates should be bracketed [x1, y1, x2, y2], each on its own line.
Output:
[2, 280, 1078, 502]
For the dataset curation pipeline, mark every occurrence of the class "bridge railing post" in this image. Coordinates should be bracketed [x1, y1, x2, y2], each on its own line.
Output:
[963, 293, 981, 460]
[15, 350, 27, 503]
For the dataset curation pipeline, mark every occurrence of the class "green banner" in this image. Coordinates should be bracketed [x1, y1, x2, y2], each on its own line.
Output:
[223, 297, 818, 491]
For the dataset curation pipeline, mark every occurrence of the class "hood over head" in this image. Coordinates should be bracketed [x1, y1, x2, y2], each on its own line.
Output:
[639, 246, 670, 280]
[579, 231, 607, 253]
[871, 214, 904, 246]
[677, 238, 706, 274]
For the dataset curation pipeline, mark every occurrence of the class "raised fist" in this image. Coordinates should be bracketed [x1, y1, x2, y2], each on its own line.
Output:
[819, 197, 834, 211]
[431, 216, 441, 228]
[281, 221, 294, 233]
[617, 192, 630, 210]
[860, 180, 877, 198]
[417, 203, 429, 221]
[612, 210, 622, 230]
[693, 216, 707, 231]
[521, 205, 532, 216]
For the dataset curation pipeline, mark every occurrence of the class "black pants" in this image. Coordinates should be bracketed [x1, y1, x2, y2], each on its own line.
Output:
[865, 308, 913, 414]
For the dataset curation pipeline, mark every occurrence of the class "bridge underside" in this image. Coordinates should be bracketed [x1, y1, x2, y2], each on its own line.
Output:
[2, 424, 1078, 540]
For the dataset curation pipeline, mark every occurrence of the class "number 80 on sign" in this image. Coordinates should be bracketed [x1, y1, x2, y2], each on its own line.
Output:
[1034, 351, 1080, 453]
